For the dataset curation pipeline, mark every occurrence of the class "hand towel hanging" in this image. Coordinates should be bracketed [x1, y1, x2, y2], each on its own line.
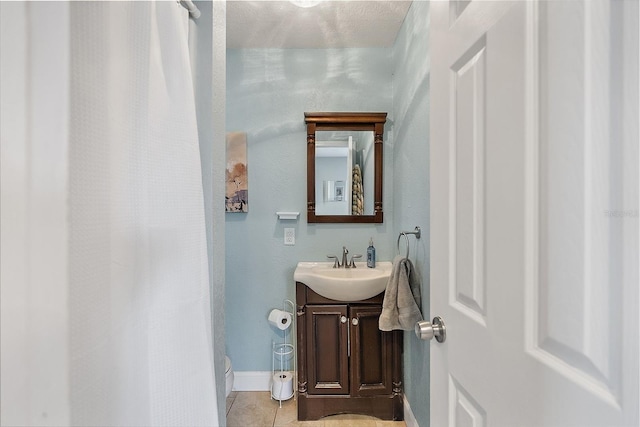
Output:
[379, 255, 423, 331]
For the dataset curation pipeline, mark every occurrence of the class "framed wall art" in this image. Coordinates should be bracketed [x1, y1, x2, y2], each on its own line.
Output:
[226, 132, 248, 212]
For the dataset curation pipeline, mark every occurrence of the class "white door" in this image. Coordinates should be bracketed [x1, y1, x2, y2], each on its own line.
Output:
[429, 1, 638, 426]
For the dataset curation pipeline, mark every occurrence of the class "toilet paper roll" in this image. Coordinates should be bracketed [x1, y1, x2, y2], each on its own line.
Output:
[268, 309, 292, 330]
[271, 371, 294, 400]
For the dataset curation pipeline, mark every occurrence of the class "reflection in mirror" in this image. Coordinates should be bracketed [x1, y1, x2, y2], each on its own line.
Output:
[305, 112, 386, 223]
[315, 132, 374, 216]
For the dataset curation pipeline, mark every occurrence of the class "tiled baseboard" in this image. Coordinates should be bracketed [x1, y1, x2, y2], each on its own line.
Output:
[232, 371, 420, 426]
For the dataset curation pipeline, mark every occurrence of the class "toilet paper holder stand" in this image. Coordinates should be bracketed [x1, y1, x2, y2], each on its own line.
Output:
[271, 299, 296, 406]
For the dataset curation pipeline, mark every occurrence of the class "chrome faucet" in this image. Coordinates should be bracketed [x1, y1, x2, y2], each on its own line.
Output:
[327, 246, 362, 268]
[349, 254, 362, 268]
[326, 254, 340, 268]
[327, 246, 350, 268]
[341, 246, 349, 268]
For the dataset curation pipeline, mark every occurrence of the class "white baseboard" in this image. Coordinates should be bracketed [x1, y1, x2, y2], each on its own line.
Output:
[403, 395, 420, 427]
[232, 371, 272, 391]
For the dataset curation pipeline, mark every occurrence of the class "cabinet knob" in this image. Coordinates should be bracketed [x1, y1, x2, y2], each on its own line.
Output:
[340, 316, 347, 324]
[352, 318, 359, 326]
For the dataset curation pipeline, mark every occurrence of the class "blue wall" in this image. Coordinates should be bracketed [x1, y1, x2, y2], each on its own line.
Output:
[392, 2, 431, 426]
[225, 48, 396, 371]
[225, 5, 430, 424]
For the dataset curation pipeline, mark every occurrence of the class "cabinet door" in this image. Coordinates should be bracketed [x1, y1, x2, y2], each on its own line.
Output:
[305, 305, 349, 395]
[349, 305, 393, 396]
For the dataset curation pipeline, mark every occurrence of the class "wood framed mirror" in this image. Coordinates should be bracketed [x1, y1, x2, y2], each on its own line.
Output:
[305, 112, 386, 223]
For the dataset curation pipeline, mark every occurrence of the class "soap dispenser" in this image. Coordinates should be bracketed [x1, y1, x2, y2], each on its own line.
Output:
[366, 238, 376, 268]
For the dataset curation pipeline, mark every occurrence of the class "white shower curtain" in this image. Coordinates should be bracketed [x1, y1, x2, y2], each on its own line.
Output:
[68, 2, 218, 426]
[1, 1, 218, 426]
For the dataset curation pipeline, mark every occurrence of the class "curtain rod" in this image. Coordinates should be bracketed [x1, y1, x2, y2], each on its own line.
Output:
[180, 0, 201, 19]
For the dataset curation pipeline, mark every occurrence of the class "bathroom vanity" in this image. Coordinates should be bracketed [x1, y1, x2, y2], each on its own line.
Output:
[295, 282, 403, 421]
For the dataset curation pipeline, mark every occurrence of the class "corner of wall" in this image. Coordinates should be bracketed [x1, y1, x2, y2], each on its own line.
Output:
[391, 1, 431, 426]
[211, 1, 227, 424]
[192, 1, 227, 425]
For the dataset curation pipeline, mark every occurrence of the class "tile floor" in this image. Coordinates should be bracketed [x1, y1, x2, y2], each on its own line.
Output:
[226, 392, 407, 427]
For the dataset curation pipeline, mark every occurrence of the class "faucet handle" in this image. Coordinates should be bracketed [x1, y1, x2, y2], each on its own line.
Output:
[327, 255, 340, 268]
[349, 254, 363, 268]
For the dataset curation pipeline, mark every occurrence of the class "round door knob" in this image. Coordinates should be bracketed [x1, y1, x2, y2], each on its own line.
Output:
[340, 316, 347, 324]
[415, 316, 446, 343]
[352, 318, 359, 326]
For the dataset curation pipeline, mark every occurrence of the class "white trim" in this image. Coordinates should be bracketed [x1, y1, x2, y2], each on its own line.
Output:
[232, 371, 272, 391]
[403, 395, 420, 427]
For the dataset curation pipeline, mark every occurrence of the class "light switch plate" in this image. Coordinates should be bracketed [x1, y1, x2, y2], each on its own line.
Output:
[284, 228, 295, 245]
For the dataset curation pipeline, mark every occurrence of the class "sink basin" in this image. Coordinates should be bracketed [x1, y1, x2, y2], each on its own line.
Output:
[294, 261, 392, 301]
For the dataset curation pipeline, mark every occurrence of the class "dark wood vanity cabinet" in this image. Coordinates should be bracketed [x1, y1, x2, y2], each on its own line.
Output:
[305, 304, 350, 395]
[296, 282, 403, 421]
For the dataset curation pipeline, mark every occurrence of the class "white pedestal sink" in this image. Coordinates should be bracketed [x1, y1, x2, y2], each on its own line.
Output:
[293, 261, 392, 301]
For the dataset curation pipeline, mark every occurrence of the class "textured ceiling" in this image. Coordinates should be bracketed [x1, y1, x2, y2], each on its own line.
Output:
[226, 1, 413, 48]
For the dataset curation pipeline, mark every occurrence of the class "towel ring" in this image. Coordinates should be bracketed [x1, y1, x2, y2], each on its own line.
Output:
[397, 233, 410, 260]
[397, 226, 421, 261]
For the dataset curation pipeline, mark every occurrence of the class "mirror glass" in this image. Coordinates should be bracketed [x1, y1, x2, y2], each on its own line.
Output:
[305, 112, 386, 223]
[314, 131, 375, 216]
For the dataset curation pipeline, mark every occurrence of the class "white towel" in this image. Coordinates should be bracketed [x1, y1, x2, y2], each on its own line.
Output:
[379, 255, 423, 331]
